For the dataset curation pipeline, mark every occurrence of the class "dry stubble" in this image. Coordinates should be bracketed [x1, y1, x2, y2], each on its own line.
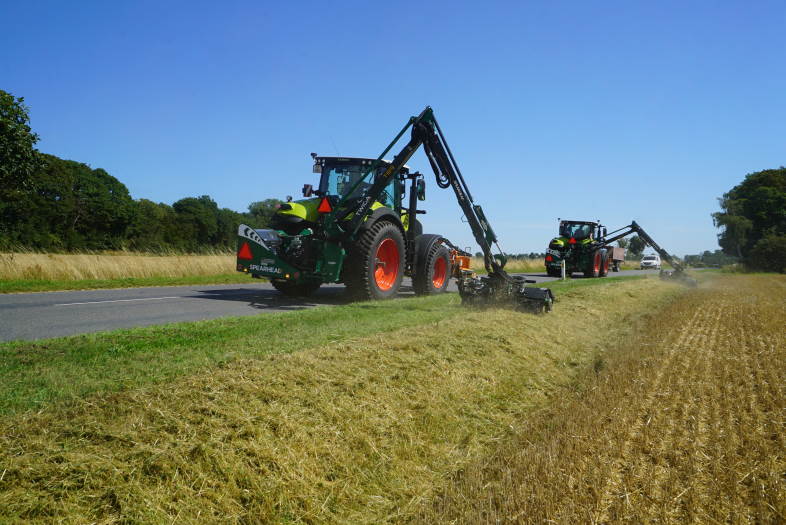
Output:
[422, 274, 786, 524]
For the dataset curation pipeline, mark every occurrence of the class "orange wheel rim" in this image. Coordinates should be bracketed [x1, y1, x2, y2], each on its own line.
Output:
[432, 256, 447, 288]
[594, 252, 601, 272]
[374, 238, 399, 291]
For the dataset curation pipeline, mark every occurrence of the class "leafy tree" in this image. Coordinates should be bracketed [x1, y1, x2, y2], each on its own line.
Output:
[248, 198, 283, 227]
[616, 238, 629, 249]
[0, 90, 43, 190]
[1, 153, 134, 250]
[713, 167, 786, 271]
[172, 195, 220, 251]
[214, 207, 247, 249]
[0, 90, 45, 246]
[747, 234, 786, 273]
[628, 235, 646, 257]
[127, 199, 179, 251]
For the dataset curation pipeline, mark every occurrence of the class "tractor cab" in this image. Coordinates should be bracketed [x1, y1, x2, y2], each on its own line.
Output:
[558, 220, 599, 241]
[271, 156, 409, 236]
[308, 156, 406, 210]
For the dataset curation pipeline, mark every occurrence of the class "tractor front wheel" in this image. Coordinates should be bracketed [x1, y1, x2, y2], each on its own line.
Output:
[344, 221, 405, 300]
[413, 242, 451, 295]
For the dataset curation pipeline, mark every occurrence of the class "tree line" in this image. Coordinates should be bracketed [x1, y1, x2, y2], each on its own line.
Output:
[1, 90, 280, 252]
[713, 167, 786, 272]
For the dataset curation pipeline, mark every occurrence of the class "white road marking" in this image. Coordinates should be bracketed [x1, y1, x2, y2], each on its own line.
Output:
[55, 296, 180, 306]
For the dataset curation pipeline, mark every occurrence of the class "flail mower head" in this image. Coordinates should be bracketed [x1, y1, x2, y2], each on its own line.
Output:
[457, 271, 554, 314]
[659, 269, 698, 287]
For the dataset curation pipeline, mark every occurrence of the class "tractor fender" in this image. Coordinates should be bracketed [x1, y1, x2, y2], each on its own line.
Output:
[358, 207, 405, 237]
[413, 233, 443, 279]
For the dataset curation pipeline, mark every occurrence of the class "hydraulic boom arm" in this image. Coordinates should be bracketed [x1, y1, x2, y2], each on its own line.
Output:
[332, 106, 508, 277]
[328, 106, 553, 310]
[602, 221, 686, 273]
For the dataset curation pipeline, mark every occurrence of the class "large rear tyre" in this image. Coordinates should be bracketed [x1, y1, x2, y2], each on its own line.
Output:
[271, 279, 321, 297]
[344, 221, 405, 300]
[546, 267, 562, 278]
[585, 250, 601, 278]
[413, 243, 451, 295]
[599, 251, 610, 277]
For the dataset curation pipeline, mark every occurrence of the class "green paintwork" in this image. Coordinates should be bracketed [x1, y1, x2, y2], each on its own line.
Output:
[315, 240, 346, 282]
[545, 236, 599, 273]
[236, 236, 300, 280]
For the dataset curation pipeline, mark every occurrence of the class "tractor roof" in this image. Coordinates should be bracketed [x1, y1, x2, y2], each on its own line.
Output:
[559, 219, 599, 225]
[314, 156, 411, 172]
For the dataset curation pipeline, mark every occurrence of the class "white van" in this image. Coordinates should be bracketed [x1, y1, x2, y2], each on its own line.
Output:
[640, 254, 661, 270]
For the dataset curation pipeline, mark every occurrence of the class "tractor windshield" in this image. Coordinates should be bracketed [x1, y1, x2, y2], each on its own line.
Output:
[560, 222, 593, 239]
[321, 164, 395, 208]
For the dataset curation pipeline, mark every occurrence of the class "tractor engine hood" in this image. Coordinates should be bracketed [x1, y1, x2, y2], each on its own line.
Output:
[271, 198, 320, 235]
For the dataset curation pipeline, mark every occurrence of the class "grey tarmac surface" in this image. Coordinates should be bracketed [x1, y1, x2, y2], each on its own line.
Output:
[0, 270, 660, 342]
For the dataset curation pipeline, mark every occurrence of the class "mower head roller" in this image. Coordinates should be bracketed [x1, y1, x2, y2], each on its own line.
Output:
[660, 269, 698, 287]
[458, 271, 554, 314]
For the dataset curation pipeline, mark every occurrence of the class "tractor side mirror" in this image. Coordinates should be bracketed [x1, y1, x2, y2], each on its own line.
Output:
[416, 179, 426, 201]
[302, 184, 314, 197]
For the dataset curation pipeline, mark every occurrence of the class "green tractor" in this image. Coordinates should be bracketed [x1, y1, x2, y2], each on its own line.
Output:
[238, 155, 450, 299]
[544, 219, 614, 278]
[236, 107, 554, 311]
[544, 219, 695, 285]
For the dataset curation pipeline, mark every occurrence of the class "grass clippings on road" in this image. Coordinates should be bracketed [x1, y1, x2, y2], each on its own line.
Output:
[0, 277, 682, 523]
[422, 273, 786, 523]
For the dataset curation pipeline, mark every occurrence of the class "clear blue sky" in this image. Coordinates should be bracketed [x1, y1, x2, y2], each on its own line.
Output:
[2, 0, 784, 256]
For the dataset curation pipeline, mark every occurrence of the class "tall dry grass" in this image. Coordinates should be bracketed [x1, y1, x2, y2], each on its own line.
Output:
[421, 274, 786, 523]
[0, 252, 235, 281]
[0, 278, 683, 523]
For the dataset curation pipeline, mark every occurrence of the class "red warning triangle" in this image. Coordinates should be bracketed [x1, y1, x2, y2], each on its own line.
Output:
[237, 242, 253, 260]
[317, 197, 332, 213]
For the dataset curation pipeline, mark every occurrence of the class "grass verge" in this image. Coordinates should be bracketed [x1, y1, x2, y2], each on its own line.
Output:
[0, 276, 685, 523]
[0, 275, 643, 415]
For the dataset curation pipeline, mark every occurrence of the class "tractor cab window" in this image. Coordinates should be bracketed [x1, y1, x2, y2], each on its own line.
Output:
[560, 223, 593, 240]
[321, 164, 395, 208]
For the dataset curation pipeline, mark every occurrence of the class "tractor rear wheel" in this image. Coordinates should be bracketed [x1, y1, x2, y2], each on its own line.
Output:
[599, 251, 610, 277]
[344, 221, 405, 300]
[413, 242, 451, 295]
[271, 279, 321, 297]
[585, 250, 601, 278]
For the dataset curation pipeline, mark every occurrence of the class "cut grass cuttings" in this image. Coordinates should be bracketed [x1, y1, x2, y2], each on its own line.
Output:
[0, 277, 687, 523]
[0, 293, 459, 415]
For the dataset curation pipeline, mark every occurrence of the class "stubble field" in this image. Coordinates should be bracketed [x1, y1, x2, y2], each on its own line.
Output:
[423, 274, 785, 523]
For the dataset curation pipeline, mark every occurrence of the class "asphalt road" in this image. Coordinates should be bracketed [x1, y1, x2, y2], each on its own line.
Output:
[0, 269, 659, 342]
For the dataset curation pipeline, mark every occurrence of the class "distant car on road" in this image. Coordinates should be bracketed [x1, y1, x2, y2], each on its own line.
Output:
[640, 254, 661, 270]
